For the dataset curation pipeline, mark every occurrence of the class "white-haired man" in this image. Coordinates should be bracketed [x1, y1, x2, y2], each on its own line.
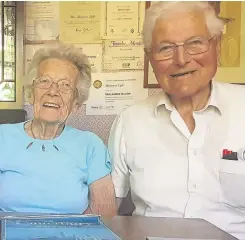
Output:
[109, 2, 245, 239]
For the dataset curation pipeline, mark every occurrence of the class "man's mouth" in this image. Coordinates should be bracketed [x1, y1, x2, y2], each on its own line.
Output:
[170, 70, 196, 78]
[42, 102, 60, 109]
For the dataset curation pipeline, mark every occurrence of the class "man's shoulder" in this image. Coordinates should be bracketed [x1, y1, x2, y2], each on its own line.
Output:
[121, 91, 164, 118]
[215, 81, 245, 95]
[214, 81, 245, 117]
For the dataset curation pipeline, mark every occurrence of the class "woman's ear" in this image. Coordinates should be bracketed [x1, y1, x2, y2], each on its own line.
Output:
[27, 87, 34, 105]
[71, 98, 80, 114]
[72, 104, 80, 114]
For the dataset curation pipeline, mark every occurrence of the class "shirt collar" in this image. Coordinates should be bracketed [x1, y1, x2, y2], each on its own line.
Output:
[205, 80, 225, 114]
[154, 80, 225, 116]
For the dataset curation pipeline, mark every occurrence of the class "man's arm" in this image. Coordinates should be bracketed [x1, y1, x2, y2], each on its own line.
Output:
[108, 115, 130, 200]
[84, 175, 117, 216]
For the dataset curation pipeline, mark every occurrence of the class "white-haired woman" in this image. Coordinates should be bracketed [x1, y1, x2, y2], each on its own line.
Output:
[0, 43, 117, 216]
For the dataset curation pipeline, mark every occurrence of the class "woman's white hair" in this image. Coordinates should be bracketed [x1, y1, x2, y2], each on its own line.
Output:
[25, 43, 92, 105]
[143, 1, 225, 48]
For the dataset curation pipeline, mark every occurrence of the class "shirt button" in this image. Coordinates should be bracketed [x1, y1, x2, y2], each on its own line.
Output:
[193, 184, 197, 189]
[193, 150, 197, 156]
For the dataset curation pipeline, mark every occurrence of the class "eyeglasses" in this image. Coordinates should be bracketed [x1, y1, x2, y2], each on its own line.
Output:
[147, 37, 214, 61]
[34, 76, 75, 93]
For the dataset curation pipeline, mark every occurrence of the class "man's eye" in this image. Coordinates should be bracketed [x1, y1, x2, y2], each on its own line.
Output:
[189, 39, 204, 45]
[159, 45, 173, 52]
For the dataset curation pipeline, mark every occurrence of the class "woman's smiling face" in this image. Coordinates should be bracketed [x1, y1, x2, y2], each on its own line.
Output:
[31, 58, 79, 124]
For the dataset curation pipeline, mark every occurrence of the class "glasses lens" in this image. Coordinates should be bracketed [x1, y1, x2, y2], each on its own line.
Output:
[35, 77, 73, 93]
[58, 80, 73, 93]
[154, 44, 174, 60]
[36, 77, 52, 88]
[185, 38, 209, 54]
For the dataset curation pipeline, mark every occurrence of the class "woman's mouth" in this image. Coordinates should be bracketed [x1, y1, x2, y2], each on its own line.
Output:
[42, 102, 60, 109]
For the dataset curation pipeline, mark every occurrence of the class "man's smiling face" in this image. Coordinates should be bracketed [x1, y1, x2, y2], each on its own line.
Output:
[149, 10, 219, 98]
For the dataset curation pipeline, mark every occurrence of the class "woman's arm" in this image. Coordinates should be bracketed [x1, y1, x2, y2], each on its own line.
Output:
[83, 175, 117, 216]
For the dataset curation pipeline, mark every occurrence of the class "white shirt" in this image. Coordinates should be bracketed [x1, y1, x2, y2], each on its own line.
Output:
[108, 81, 245, 240]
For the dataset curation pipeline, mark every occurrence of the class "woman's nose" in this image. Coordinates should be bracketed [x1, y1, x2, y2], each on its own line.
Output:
[48, 82, 59, 95]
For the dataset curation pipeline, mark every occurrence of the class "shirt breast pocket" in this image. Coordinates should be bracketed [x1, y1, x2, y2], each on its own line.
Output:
[219, 160, 245, 208]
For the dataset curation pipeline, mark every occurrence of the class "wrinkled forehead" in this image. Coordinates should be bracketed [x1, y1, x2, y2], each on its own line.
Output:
[38, 58, 79, 76]
[152, 10, 210, 44]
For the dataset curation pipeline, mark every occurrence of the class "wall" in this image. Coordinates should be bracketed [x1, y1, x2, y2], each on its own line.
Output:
[22, 1, 162, 144]
[24, 89, 161, 144]
[22, 2, 245, 144]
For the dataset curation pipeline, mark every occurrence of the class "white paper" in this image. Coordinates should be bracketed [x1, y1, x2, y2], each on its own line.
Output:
[25, 2, 59, 42]
[24, 45, 43, 75]
[75, 44, 103, 73]
[102, 39, 144, 71]
[86, 72, 148, 115]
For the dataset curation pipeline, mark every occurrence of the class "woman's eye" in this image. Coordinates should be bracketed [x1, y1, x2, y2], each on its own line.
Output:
[60, 81, 71, 88]
[40, 79, 49, 83]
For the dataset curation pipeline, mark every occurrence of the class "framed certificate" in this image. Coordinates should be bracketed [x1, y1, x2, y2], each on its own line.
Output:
[102, 39, 144, 71]
[100, 1, 145, 39]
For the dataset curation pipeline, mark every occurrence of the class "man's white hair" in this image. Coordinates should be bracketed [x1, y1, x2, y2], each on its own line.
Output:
[143, 1, 225, 48]
[25, 43, 91, 105]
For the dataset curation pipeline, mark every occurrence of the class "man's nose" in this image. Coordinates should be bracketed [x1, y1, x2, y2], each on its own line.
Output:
[173, 46, 192, 66]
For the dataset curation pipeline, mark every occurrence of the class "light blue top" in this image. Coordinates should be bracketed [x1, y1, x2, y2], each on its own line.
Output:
[0, 121, 111, 214]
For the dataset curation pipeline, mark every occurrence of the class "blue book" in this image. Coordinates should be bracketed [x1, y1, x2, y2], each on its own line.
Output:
[0, 214, 121, 240]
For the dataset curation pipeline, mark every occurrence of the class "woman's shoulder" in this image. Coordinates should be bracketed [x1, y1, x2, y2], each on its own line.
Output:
[0, 122, 24, 135]
[0, 122, 25, 145]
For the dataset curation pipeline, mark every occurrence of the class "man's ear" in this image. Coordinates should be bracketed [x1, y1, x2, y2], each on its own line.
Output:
[144, 48, 156, 71]
[215, 36, 222, 67]
[144, 48, 152, 60]
[216, 36, 221, 56]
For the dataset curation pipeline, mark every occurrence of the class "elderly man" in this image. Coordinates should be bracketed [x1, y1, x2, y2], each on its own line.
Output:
[109, 1, 245, 239]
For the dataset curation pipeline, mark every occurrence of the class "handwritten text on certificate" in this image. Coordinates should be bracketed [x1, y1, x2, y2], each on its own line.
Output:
[86, 72, 148, 115]
[60, 2, 101, 43]
[24, 45, 43, 75]
[103, 39, 144, 71]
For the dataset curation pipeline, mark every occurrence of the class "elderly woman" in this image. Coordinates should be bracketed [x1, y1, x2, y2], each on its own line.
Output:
[109, 1, 245, 239]
[0, 43, 117, 215]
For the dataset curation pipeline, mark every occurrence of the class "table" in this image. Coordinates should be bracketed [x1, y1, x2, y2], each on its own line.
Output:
[102, 216, 238, 240]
